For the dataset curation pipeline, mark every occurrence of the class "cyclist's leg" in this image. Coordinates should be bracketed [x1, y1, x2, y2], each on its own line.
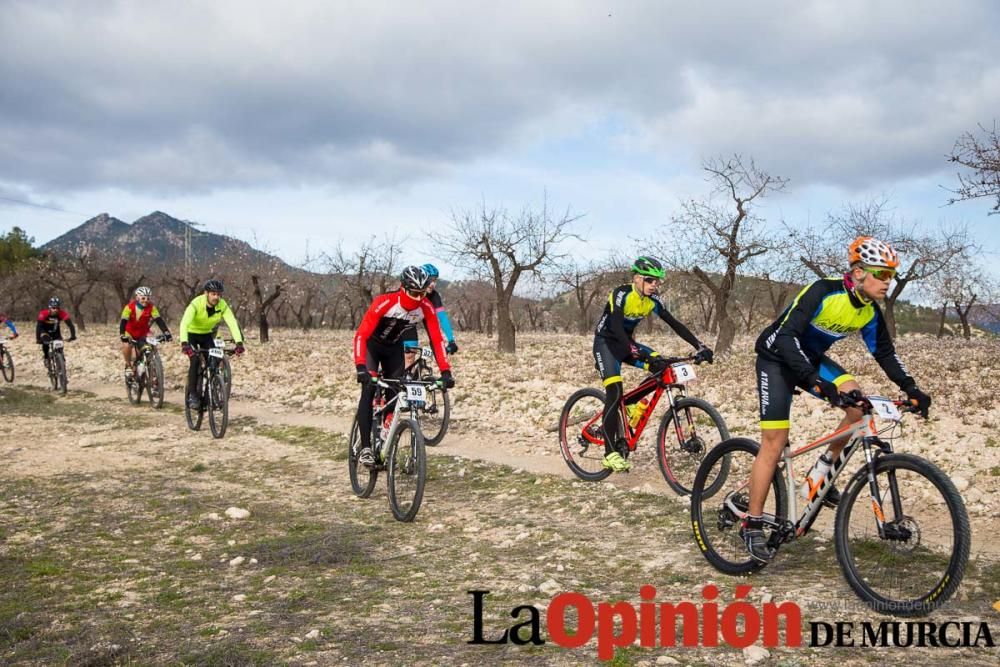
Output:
[401, 325, 419, 371]
[594, 337, 629, 470]
[382, 342, 405, 423]
[748, 356, 795, 517]
[122, 339, 134, 369]
[807, 357, 863, 459]
[186, 333, 213, 404]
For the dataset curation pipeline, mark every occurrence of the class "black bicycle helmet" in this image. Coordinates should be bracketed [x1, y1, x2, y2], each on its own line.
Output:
[48, 296, 62, 308]
[203, 279, 224, 293]
[631, 256, 666, 279]
[400, 265, 431, 292]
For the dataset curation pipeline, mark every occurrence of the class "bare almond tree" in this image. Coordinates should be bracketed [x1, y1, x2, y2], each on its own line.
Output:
[324, 235, 405, 328]
[948, 121, 1000, 214]
[440, 198, 583, 352]
[933, 262, 994, 339]
[661, 155, 788, 354]
[555, 257, 622, 335]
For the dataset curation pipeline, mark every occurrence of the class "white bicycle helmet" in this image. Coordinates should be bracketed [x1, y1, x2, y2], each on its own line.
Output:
[848, 236, 899, 269]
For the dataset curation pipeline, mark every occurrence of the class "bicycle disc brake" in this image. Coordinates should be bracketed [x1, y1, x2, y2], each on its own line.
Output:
[882, 516, 920, 551]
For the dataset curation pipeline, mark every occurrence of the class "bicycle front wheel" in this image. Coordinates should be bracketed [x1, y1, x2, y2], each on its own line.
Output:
[1, 346, 14, 382]
[348, 415, 378, 498]
[208, 373, 228, 439]
[386, 418, 426, 522]
[558, 388, 612, 481]
[657, 397, 730, 496]
[691, 437, 788, 575]
[835, 453, 970, 617]
[53, 352, 67, 395]
[146, 351, 165, 409]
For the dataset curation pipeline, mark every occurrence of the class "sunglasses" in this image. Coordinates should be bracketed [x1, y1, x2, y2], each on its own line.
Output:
[863, 267, 896, 281]
[405, 288, 427, 299]
[642, 276, 662, 285]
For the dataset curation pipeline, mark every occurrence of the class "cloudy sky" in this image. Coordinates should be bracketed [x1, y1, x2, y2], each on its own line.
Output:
[1, 0, 997, 272]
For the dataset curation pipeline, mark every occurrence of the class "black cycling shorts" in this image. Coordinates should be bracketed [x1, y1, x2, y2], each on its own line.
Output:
[756, 354, 854, 430]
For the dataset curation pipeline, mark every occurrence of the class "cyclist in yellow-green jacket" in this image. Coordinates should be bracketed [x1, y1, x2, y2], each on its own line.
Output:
[179, 279, 245, 409]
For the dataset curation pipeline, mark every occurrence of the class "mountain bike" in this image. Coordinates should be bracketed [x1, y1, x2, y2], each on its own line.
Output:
[125, 334, 167, 409]
[40, 335, 68, 395]
[558, 355, 730, 495]
[690, 392, 970, 616]
[348, 373, 439, 522]
[185, 339, 235, 438]
[402, 346, 450, 446]
[0, 337, 14, 383]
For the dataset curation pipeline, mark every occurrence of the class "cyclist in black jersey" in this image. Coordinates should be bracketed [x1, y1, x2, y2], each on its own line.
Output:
[741, 236, 932, 562]
[593, 256, 712, 472]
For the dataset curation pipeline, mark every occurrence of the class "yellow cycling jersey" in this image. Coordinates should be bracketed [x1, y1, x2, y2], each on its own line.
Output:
[179, 294, 244, 343]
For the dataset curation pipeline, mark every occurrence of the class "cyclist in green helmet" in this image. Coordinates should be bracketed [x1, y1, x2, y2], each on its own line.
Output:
[592, 256, 713, 472]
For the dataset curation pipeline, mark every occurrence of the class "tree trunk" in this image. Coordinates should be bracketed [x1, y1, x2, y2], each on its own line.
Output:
[937, 304, 948, 338]
[496, 300, 515, 352]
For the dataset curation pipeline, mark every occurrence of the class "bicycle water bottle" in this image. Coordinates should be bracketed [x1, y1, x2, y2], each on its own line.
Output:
[801, 452, 833, 500]
[380, 411, 393, 443]
[627, 397, 651, 428]
[137, 360, 146, 377]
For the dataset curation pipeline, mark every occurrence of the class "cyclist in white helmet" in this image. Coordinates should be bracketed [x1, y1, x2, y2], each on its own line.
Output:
[120, 286, 172, 379]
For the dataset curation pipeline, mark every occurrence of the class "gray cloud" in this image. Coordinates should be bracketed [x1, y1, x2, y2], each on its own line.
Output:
[1, 1, 997, 195]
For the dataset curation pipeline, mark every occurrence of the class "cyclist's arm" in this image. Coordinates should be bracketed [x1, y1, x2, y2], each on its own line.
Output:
[220, 303, 244, 344]
[420, 299, 451, 372]
[151, 306, 169, 333]
[652, 295, 703, 350]
[35, 312, 45, 342]
[863, 306, 916, 390]
[2, 318, 15, 335]
[179, 301, 196, 343]
[771, 282, 827, 385]
[61, 310, 76, 339]
[353, 294, 391, 366]
[119, 304, 130, 336]
[429, 291, 457, 343]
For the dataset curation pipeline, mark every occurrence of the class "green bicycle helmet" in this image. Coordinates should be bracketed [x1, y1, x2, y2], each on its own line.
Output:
[631, 256, 666, 279]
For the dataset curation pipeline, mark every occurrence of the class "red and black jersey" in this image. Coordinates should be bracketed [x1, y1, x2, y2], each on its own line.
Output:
[354, 290, 450, 371]
[36, 308, 76, 342]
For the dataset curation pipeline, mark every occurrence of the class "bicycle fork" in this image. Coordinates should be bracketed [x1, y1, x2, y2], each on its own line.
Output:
[860, 438, 911, 541]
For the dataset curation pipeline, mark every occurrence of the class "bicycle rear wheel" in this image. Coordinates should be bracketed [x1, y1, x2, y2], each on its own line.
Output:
[835, 453, 970, 616]
[348, 415, 378, 497]
[386, 418, 426, 522]
[1, 346, 14, 382]
[145, 351, 165, 409]
[419, 386, 450, 446]
[184, 373, 205, 431]
[208, 373, 228, 439]
[126, 361, 143, 405]
[558, 388, 612, 481]
[690, 438, 788, 575]
[657, 397, 730, 496]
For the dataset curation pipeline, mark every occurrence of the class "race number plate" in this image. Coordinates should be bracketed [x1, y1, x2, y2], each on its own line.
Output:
[214, 338, 225, 348]
[869, 396, 902, 422]
[52, 340, 64, 349]
[671, 362, 696, 383]
[208, 347, 224, 358]
[148, 337, 159, 346]
[421, 347, 434, 360]
[405, 384, 427, 404]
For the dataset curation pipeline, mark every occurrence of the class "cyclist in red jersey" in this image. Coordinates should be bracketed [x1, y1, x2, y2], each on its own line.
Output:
[353, 266, 455, 466]
[35, 296, 77, 363]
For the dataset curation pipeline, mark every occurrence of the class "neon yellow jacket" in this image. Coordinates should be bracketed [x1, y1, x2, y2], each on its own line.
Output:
[179, 294, 244, 343]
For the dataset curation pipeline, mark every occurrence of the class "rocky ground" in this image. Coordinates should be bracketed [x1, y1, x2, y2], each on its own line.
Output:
[1, 327, 998, 665]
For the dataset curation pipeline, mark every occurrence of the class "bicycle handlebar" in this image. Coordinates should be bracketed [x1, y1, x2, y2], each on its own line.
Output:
[837, 391, 921, 415]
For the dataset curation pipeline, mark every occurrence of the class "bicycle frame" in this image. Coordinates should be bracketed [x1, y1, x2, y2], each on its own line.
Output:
[577, 359, 697, 452]
[724, 402, 903, 544]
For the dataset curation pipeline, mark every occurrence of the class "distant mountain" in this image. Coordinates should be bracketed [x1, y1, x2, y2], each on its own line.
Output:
[42, 211, 301, 274]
